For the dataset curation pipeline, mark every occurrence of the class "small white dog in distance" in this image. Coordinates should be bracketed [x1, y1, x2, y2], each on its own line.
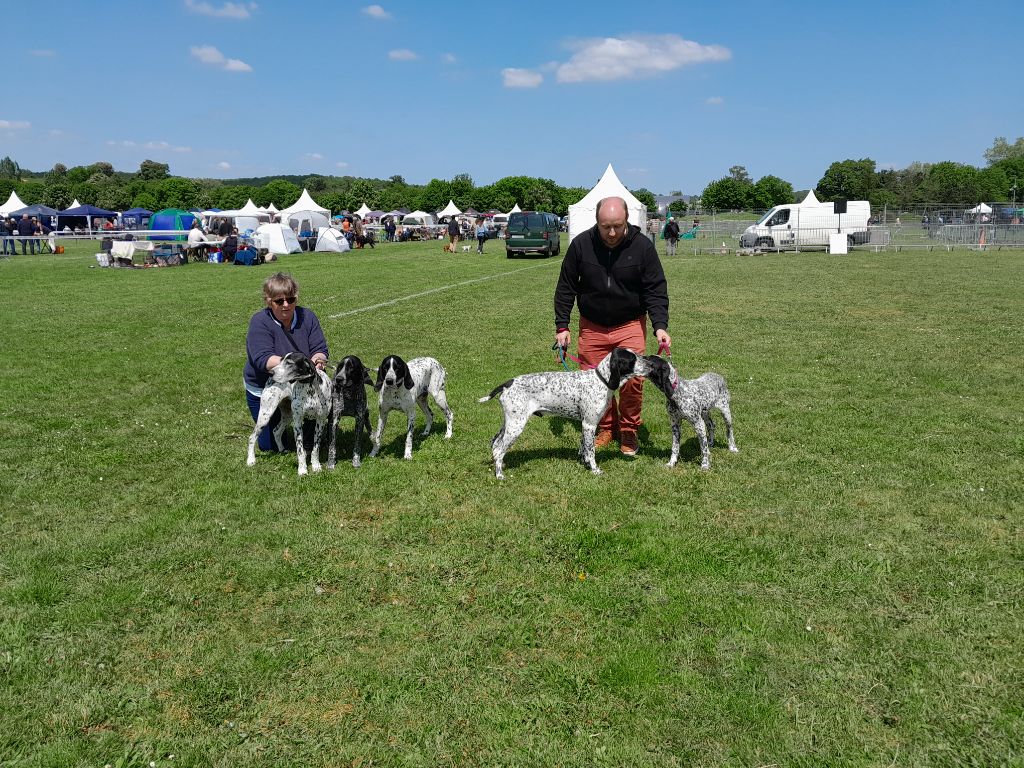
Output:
[370, 355, 454, 459]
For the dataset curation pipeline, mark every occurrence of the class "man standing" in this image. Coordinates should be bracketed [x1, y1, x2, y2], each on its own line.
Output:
[447, 216, 460, 253]
[664, 216, 681, 256]
[554, 196, 671, 455]
[17, 214, 36, 254]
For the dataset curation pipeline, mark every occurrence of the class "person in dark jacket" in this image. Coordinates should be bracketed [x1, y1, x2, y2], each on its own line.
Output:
[554, 196, 671, 456]
[17, 214, 36, 254]
[222, 228, 239, 264]
[447, 216, 460, 253]
[244, 272, 329, 452]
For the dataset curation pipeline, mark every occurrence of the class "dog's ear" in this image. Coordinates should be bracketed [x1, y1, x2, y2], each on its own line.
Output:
[605, 348, 635, 390]
[400, 360, 415, 390]
[373, 359, 388, 391]
[645, 356, 673, 397]
[362, 366, 373, 387]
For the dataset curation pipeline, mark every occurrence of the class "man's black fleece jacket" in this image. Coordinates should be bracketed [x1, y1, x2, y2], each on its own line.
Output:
[554, 223, 669, 332]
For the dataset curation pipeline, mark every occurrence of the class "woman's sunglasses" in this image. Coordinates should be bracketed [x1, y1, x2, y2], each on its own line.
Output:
[271, 296, 297, 306]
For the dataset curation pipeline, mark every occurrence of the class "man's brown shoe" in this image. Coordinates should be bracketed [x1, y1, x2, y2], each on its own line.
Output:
[594, 430, 616, 449]
[619, 431, 638, 456]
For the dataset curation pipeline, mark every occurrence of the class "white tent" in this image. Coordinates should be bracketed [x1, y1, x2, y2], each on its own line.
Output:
[254, 223, 302, 254]
[210, 199, 270, 233]
[267, 203, 279, 214]
[402, 210, 435, 226]
[70, 198, 82, 208]
[314, 227, 351, 253]
[967, 203, 992, 214]
[801, 189, 820, 205]
[508, 203, 522, 214]
[278, 189, 331, 231]
[354, 203, 372, 219]
[567, 164, 647, 243]
[438, 199, 462, 219]
[0, 191, 27, 216]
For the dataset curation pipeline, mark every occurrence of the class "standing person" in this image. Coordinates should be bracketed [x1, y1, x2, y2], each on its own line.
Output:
[447, 216, 460, 253]
[475, 217, 489, 253]
[17, 214, 36, 254]
[663, 216, 681, 256]
[554, 196, 671, 456]
[353, 216, 365, 249]
[244, 273, 329, 452]
[2, 218, 16, 255]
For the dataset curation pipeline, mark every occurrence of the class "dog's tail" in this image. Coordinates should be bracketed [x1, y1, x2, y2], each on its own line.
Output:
[478, 379, 513, 403]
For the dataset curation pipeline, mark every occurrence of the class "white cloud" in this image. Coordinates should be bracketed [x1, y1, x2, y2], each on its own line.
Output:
[706, 96, 724, 105]
[502, 68, 543, 88]
[107, 138, 190, 152]
[362, 4, 391, 19]
[442, 53, 456, 64]
[184, 0, 256, 19]
[30, 49, 56, 57]
[556, 34, 730, 83]
[0, 120, 31, 130]
[217, 161, 232, 170]
[190, 45, 252, 72]
[305, 152, 324, 160]
[49, 129, 64, 136]
[388, 49, 417, 61]
[336, 161, 349, 169]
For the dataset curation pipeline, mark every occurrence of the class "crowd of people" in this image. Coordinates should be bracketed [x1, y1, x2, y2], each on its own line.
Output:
[1, 215, 53, 255]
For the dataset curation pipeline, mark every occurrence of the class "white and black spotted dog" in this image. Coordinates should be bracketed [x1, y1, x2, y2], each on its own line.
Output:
[370, 355, 454, 459]
[247, 352, 333, 476]
[478, 347, 651, 479]
[644, 355, 738, 470]
[327, 355, 374, 469]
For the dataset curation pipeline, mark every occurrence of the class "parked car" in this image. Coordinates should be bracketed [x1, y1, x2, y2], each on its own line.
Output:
[505, 211, 561, 257]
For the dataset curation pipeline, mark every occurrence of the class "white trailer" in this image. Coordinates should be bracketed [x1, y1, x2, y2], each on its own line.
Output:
[740, 191, 870, 249]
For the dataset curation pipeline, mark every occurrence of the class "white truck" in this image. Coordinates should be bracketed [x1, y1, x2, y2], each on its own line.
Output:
[740, 191, 870, 250]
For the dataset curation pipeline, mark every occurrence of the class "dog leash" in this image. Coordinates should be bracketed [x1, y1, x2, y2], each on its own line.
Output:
[551, 343, 596, 371]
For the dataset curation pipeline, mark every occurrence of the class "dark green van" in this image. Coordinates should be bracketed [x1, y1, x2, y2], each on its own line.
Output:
[505, 211, 561, 258]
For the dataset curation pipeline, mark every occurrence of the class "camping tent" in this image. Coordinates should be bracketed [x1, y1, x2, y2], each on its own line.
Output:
[254, 223, 301, 254]
[0, 191, 28, 216]
[278, 189, 331, 231]
[438, 199, 462, 219]
[314, 228, 351, 253]
[402, 210, 435, 226]
[150, 208, 197, 240]
[122, 207, 152, 229]
[967, 203, 993, 214]
[567, 164, 647, 243]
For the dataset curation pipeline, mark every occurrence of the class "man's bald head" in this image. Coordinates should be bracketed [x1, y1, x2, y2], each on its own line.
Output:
[595, 196, 629, 248]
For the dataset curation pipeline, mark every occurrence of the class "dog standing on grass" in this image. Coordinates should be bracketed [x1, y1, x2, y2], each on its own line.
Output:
[327, 355, 374, 469]
[643, 355, 738, 470]
[247, 352, 333, 476]
[370, 355, 454, 459]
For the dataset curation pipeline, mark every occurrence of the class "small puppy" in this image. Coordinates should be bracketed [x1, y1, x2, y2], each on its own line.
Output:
[461, 245, 471, 252]
[370, 355, 454, 459]
[327, 355, 373, 469]
[644, 355, 738, 470]
[247, 352, 333, 476]
[478, 347, 650, 479]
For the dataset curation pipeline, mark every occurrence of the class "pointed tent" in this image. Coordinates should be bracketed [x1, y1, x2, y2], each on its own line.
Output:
[70, 198, 82, 208]
[0, 191, 27, 216]
[508, 203, 522, 215]
[278, 188, 331, 231]
[567, 164, 647, 243]
[354, 203, 372, 219]
[267, 203, 279, 214]
[438, 199, 462, 219]
[967, 203, 992, 214]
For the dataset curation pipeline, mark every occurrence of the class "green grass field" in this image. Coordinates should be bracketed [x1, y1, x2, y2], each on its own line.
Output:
[1, 239, 1021, 767]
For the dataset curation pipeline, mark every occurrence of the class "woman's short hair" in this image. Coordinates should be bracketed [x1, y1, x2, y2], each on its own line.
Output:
[263, 272, 298, 299]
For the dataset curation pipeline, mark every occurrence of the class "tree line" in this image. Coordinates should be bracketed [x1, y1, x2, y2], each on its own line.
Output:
[1, 136, 1021, 216]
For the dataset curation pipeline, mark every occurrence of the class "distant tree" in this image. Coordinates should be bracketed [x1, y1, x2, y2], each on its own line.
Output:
[728, 165, 751, 184]
[158, 177, 202, 210]
[132, 191, 160, 211]
[16, 180, 45, 203]
[668, 199, 688, 214]
[71, 182, 98, 205]
[917, 162, 982, 206]
[751, 175, 794, 209]
[631, 187, 658, 212]
[0, 156, 21, 180]
[984, 136, 1024, 165]
[137, 159, 170, 181]
[256, 179, 300, 208]
[346, 179, 379, 211]
[449, 173, 475, 208]
[417, 178, 452, 213]
[816, 158, 876, 201]
[95, 183, 132, 212]
[388, 174, 406, 185]
[700, 177, 752, 210]
[88, 162, 114, 178]
[43, 182, 74, 210]
[303, 174, 327, 193]
[669, 189, 683, 196]
[559, 186, 588, 212]
[45, 163, 68, 183]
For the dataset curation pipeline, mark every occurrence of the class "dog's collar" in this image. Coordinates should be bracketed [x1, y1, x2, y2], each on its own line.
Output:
[669, 371, 678, 391]
[595, 367, 614, 390]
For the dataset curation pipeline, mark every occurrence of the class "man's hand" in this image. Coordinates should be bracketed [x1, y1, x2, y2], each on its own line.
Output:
[655, 329, 671, 351]
[555, 329, 571, 349]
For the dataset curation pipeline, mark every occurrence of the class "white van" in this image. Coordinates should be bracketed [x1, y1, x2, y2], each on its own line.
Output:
[740, 193, 870, 249]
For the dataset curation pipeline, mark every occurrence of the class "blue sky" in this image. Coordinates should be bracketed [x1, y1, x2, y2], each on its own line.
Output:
[4, 0, 1022, 195]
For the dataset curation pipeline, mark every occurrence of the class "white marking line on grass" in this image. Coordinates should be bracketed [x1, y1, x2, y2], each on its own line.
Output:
[327, 261, 559, 319]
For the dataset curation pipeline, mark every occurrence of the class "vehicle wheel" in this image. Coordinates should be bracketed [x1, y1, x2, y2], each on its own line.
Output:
[847, 235, 855, 248]
[506, 250, 515, 259]
[756, 237, 774, 250]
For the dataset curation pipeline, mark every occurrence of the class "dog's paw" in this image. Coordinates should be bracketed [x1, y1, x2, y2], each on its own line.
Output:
[729, 445, 739, 453]
[246, 457, 256, 467]
[352, 457, 361, 468]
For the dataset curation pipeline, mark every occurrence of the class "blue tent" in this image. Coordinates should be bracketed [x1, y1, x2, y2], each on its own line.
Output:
[122, 207, 153, 229]
[59, 204, 118, 233]
[149, 208, 197, 241]
[9, 204, 60, 229]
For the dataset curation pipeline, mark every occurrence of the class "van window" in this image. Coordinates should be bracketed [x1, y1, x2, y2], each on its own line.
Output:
[766, 209, 790, 227]
[509, 213, 545, 231]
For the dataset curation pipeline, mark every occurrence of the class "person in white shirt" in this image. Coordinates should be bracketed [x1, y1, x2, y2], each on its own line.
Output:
[187, 221, 211, 260]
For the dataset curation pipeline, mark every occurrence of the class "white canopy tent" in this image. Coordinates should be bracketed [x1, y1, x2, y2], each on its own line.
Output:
[354, 203, 372, 219]
[567, 164, 647, 243]
[205, 199, 270, 233]
[402, 210, 435, 226]
[0, 191, 27, 216]
[267, 203, 279, 214]
[438, 199, 462, 219]
[508, 203, 522, 214]
[70, 198, 82, 209]
[967, 203, 993, 214]
[278, 189, 331, 231]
